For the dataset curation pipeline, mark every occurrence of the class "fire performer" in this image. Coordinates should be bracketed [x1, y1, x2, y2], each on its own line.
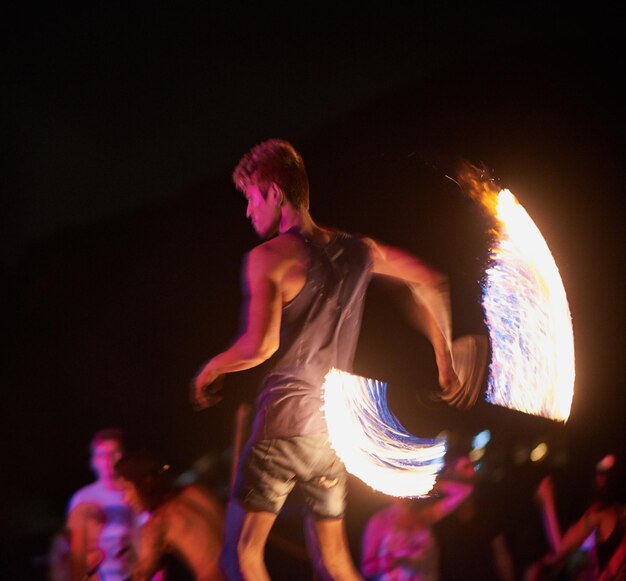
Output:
[191, 139, 469, 580]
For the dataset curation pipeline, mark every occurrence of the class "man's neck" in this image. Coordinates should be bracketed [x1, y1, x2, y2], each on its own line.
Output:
[278, 207, 330, 243]
[279, 205, 309, 234]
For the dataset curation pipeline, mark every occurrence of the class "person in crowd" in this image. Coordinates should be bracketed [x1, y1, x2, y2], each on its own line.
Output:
[65, 428, 138, 581]
[433, 451, 516, 581]
[360, 455, 474, 580]
[532, 455, 626, 581]
[115, 450, 225, 581]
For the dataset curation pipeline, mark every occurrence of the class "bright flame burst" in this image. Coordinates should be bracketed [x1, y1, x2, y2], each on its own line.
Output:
[322, 369, 446, 497]
[478, 185, 575, 421]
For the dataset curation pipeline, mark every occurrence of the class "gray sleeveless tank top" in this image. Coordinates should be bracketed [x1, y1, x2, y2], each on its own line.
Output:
[249, 230, 372, 441]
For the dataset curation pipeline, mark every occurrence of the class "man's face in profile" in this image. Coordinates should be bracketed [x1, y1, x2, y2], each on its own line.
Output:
[244, 183, 280, 240]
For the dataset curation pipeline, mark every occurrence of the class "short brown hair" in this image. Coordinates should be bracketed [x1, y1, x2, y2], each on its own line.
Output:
[232, 138, 309, 210]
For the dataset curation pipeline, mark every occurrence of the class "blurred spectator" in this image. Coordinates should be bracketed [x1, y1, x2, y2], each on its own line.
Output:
[532, 455, 626, 581]
[360, 455, 473, 580]
[115, 449, 225, 580]
[65, 428, 139, 581]
[433, 453, 516, 581]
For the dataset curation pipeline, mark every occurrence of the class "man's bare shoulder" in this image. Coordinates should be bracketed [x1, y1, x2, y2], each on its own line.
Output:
[181, 483, 222, 501]
[247, 232, 306, 268]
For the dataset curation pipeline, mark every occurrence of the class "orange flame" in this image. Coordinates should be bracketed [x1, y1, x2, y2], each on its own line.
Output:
[458, 161, 575, 422]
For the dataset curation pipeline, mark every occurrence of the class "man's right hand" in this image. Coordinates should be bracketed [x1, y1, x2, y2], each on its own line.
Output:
[438, 363, 461, 395]
[190, 364, 224, 411]
[438, 335, 488, 410]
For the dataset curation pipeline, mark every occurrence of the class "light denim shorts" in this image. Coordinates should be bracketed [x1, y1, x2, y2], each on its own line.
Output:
[234, 433, 347, 518]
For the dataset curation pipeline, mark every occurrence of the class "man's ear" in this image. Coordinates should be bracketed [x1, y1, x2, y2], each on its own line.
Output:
[268, 183, 284, 207]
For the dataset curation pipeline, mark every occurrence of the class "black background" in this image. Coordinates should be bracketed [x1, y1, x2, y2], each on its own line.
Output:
[2, 5, 625, 579]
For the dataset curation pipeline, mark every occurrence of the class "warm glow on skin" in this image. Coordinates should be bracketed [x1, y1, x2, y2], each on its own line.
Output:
[243, 183, 281, 240]
[117, 477, 144, 513]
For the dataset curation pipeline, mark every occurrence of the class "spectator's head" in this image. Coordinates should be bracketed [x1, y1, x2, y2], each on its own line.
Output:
[89, 428, 125, 485]
[115, 450, 172, 512]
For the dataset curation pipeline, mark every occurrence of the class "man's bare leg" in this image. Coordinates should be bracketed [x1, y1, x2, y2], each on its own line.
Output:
[314, 517, 363, 581]
[220, 499, 276, 581]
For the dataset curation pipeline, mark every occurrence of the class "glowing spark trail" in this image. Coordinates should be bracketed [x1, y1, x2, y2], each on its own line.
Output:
[322, 369, 447, 497]
[321, 164, 573, 497]
[468, 175, 575, 421]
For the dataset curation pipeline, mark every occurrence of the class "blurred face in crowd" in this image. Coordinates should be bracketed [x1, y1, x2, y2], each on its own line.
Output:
[117, 477, 144, 513]
[91, 439, 123, 484]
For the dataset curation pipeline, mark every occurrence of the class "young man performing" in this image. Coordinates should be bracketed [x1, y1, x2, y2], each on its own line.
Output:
[192, 139, 468, 580]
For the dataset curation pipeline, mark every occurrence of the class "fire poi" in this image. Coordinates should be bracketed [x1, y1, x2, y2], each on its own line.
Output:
[322, 163, 575, 497]
[458, 164, 575, 422]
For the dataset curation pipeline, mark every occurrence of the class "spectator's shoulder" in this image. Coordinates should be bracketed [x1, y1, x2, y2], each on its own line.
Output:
[68, 481, 98, 507]
[66, 481, 110, 515]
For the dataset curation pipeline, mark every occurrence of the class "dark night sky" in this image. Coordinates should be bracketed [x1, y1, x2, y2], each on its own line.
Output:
[2, 5, 625, 578]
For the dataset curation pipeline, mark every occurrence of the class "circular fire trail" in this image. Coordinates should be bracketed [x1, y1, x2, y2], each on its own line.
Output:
[322, 164, 575, 498]
[322, 369, 446, 497]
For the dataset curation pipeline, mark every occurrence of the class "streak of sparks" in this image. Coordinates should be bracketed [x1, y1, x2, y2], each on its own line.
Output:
[479, 187, 575, 421]
[322, 369, 446, 497]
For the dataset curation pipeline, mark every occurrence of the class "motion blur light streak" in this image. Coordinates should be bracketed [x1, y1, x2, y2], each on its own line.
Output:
[458, 163, 575, 422]
[322, 369, 447, 497]
[322, 165, 575, 496]
[481, 188, 575, 421]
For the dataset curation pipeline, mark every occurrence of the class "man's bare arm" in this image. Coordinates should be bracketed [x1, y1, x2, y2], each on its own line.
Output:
[552, 508, 601, 563]
[365, 237, 457, 391]
[132, 518, 165, 581]
[535, 476, 562, 553]
[66, 505, 88, 581]
[193, 245, 283, 409]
